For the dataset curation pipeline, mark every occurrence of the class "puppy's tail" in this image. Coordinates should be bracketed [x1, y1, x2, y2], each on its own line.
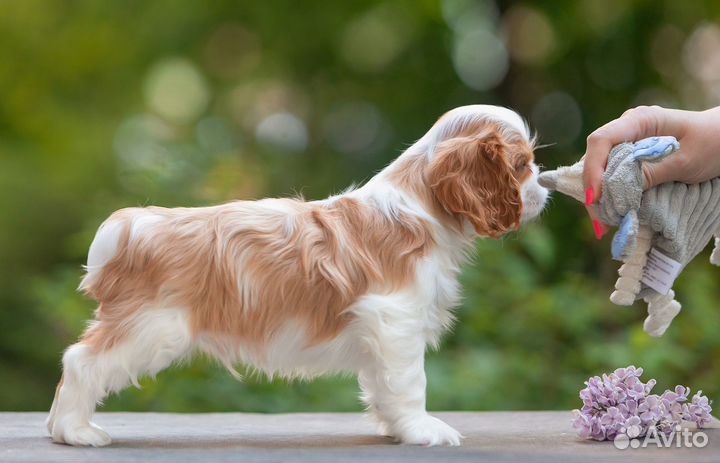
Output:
[79, 216, 129, 297]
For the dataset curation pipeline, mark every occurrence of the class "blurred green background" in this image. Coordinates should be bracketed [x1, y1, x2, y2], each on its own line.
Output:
[2, 0, 719, 413]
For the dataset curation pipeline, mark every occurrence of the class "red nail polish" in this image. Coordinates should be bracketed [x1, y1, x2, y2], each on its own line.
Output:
[585, 188, 594, 206]
[592, 220, 604, 240]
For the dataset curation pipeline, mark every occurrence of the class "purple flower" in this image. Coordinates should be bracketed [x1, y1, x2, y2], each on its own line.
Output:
[572, 410, 606, 441]
[626, 380, 646, 401]
[615, 365, 643, 380]
[662, 385, 689, 404]
[686, 391, 713, 427]
[638, 395, 663, 424]
[572, 410, 593, 439]
[675, 385, 690, 401]
[621, 415, 642, 438]
[663, 399, 686, 423]
[618, 398, 638, 417]
[600, 406, 626, 439]
[572, 366, 713, 441]
[644, 378, 657, 395]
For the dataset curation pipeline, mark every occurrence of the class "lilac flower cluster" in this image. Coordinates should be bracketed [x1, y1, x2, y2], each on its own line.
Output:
[572, 366, 713, 441]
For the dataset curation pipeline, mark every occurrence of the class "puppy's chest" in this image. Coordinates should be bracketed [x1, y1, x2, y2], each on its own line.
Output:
[429, 268, 462, 310]
[413, 256, 464, 338]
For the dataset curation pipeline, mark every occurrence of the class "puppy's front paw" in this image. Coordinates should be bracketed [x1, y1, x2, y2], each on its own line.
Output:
[52, 421, 112, 447]
[45, 413, 55, 435]
[374, 419, 392, 437]
[394, 414, 463, 447]
[365, 410, 392, 437]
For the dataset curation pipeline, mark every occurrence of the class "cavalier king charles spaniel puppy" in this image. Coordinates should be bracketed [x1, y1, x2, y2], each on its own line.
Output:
[47, 105, 547, 447]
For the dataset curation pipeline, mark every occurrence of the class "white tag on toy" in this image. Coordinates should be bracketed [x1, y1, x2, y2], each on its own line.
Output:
[642, 248, 682, 295]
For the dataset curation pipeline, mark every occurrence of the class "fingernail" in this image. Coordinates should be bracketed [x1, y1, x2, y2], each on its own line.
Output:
[585, 187, 594, 206]
[592, 220, 604, 240]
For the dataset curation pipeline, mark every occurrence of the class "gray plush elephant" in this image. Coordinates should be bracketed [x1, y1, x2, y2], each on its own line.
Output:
[538, 136, 720, 336]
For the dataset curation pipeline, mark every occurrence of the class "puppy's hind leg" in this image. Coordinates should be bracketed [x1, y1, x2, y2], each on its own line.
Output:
[49, 342, 114, 447]
[49, 308, 193, 447]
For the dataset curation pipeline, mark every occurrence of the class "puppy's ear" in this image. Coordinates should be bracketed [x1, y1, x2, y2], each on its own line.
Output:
[426, 131, 522, 238]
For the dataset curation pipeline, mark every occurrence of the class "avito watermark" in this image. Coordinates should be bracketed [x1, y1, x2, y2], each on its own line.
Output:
[614, 424, 708, 450]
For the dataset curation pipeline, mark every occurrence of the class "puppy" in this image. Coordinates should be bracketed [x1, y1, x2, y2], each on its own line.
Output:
[47, 105, 547, 447]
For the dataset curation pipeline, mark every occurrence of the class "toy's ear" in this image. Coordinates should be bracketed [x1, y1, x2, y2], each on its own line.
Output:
[426, 131, 521, 238]
[631, 136, 679, 162]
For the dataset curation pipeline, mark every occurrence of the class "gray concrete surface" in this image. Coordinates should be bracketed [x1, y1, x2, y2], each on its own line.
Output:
[1, 411, 718, 463]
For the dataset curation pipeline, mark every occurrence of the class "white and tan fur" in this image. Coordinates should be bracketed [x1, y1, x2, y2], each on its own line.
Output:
[47, 105, 547, 447]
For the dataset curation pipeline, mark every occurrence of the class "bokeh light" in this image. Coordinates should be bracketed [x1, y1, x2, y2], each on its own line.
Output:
[442, 0, 498, 35]
[196, 116, 239, 155]
[322, 102, 391, 158]
[444, 0, 507, 91]
[649, 25, 685, 79]
[255, 112, 309, 153]
[531, 92, 583, 146]
[452, 28, 508, 92]
[113, 114, 175, 172]
[339, 4, 416, 74]
[683, 23, 720, 105]
[113, 114, 195, 193]
[683, 23, 720, 82]
[228, 80, 310, 133]
[502, 5, 555, 66]
[143, 58, 211, 124]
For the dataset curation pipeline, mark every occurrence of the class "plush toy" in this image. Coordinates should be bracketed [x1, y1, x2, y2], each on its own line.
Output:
[538, 136, 720, 336]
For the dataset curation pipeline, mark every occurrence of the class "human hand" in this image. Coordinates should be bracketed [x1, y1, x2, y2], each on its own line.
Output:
[583, 105, 720, 233]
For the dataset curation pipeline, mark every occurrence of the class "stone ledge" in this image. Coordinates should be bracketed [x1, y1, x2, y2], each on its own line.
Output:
[1, 411, 718, 463]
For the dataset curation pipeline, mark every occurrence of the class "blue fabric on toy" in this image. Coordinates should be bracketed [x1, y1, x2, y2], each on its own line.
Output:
[631, 136, 680, 162]
[612, 211, 637, 260]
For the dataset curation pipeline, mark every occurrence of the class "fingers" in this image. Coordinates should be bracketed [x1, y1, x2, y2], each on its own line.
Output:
[584, 203, 609, 240]
[583, 106, 693, 203]
[582, 132, 612, 203]
[583, 106, 665, 204]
